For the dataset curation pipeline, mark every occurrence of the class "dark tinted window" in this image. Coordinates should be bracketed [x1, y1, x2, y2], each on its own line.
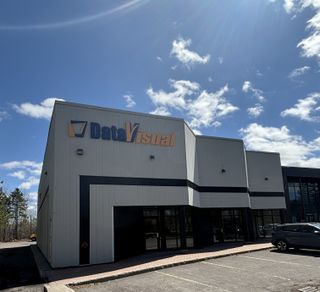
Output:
[298, 225, 316, 233]
[281, 225, 300, 232]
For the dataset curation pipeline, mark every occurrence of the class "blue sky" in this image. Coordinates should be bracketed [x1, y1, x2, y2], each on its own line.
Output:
[0, 0, 320, 213]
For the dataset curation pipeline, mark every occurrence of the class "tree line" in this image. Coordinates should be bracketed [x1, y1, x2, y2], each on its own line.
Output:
[0, 187, 36, 241]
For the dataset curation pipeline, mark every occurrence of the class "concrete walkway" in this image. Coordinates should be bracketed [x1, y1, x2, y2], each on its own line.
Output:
[32, 241, 273, 289]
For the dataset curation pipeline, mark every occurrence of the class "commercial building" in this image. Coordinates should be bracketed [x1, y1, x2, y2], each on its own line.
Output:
[38, 101, 287, 268]
[282, 167, 320, 223]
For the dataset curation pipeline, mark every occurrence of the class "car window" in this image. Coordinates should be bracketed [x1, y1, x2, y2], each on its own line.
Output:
[298, 225, 316, 233]
[281, 225, 300, 232]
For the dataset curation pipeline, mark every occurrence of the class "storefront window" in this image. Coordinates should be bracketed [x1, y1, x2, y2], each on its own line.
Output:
[254, 209, 282, 238]
[287, 179, 320, 223]
[221, 209, 244, 242]
[185, 207, 194, 248]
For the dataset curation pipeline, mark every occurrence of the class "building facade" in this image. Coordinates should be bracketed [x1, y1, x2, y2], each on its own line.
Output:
[37, 101, 286, 268]
[282, 167, 320, 223]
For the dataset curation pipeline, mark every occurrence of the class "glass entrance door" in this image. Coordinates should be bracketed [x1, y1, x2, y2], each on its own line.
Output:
[143, 207, 160, 251]
[143, 207, 182, 251]
[164, 207, 181, 249]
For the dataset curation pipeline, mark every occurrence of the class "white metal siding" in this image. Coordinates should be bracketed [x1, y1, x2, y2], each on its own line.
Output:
[38, 101, 287, 267]
[196, 137, 248, 187]
[246, 151, 284, 193]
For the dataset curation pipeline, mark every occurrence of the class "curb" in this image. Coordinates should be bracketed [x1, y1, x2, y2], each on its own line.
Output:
[30, 245, 50, 283]
[70, 245, 273, 288]
[44, 283, 75, 292]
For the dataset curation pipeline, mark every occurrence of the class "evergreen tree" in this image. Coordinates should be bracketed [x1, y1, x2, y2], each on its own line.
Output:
[0, 188, 9, 241]
[8, 188, 28, 239]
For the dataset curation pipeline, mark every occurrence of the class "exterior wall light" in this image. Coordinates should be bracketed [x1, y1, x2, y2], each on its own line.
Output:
[77, 149, 84, 156]
[265, 177, 269, 181]
[221, 169, 226, 173]
[149, 155, 155, 160]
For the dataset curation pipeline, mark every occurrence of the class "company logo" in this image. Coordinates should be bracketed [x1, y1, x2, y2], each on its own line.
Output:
[69, 121, 176, 147]
[68, 120, 88, 137]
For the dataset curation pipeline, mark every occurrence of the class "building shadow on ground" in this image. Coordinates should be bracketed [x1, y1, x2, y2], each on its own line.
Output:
[270, 247, 320, 257]
[0, 245, 43, 290]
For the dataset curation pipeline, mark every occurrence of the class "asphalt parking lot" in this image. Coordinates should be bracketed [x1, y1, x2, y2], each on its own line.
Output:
[0, 241, 43, 291]
[75, 249, 320, 292]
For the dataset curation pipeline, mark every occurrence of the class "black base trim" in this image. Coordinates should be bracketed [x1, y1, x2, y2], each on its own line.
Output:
[249, 192, 285, 197]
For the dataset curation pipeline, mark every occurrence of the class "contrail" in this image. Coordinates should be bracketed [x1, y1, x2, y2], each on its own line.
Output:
[0, 0, 148, 31]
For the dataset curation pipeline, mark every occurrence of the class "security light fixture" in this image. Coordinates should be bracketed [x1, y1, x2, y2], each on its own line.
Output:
[221, 169, 226, 173]
[265, 177, 269, 181]
[77, 149, 84, 156]
[149, 155, 155, 160]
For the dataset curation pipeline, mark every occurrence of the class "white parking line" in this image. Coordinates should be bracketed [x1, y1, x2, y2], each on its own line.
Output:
[202, 261, 241, 270]
[298, 286, 320, 292]
[202, 260, 291, 281]
[273, 275, 292, 281]
[238, 255, 315, 268]
[155, 271, 232, 292]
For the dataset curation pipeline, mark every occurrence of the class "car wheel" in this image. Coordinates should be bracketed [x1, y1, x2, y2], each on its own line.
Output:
[276, 240, 288, 251]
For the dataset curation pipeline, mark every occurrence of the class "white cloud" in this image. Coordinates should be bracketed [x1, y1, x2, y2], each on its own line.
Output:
[242, 81, 251, 93]
[26, 191, 38, 211]
[171, 37, 210, 67]
[242, 81, 266, 102]
[0, 160, 42, 175]
[208, 76, 213, 83]
[150, 106, 171, 116]
[147, 80, 238, 132]
[218, 57, 224, 64]
[298, 1, 320, 59]
[191, 128, 202, 135]
[288, 66, 311, 79]
[188, 85, 239, 129]
[240, 123, 320, 167]
[156, 56, 162, 62]
[247, 104, 264, 117]
[147, 79, 200, 111]
[1, 160, 42, 201]
[284, 0, 296, 13]
[13, 97, 65, 120]
[282, 0, 320, 60]
[8, 170, 26, 180]
[0, 110, 9, 122]
[281, 92, 320, 121]
[123, 94, 136, 108]
[19, 176, 40, 190]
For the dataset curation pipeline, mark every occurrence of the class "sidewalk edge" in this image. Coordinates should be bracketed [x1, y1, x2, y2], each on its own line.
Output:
[69, 245, 272, 288]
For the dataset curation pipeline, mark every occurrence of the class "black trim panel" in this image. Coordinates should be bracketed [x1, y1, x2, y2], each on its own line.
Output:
[249, 192, 285, 197]
[79, 175, 284, 265]
[282, 166, 320, 178]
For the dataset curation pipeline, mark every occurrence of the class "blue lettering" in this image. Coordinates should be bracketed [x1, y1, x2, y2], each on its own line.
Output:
[90, 122, 100, 139]
[117, 128, 126, 142]
[101, 126, 111, 140]
[111, 126, 118, 141]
